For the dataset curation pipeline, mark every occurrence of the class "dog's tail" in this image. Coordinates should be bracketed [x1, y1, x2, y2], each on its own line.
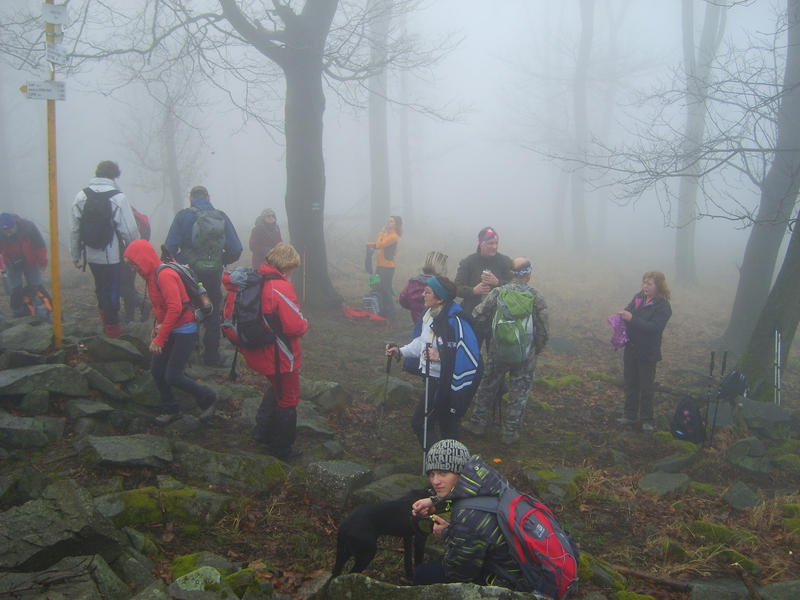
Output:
[330, 530, 350, 578]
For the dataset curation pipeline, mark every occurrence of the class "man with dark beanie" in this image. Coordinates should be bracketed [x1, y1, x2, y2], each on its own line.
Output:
[411, 439, 524, 590]
[454, 227, 513, 318]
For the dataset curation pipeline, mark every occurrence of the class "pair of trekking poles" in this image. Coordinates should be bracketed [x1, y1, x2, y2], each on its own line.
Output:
[703, 350, 726, 448]
[375, 342, 434, 476]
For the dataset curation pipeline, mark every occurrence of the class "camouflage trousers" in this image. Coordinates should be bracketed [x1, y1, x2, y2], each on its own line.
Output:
[469, 352, 537, 435]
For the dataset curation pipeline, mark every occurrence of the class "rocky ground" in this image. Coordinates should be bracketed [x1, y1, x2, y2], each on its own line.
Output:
[0, 250, 799, 600]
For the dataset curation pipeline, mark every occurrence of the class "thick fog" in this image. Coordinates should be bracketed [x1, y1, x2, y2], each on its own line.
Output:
[0, 0, 786, 287]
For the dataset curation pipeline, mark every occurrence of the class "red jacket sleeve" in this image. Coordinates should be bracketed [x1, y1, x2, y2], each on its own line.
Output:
[153, 269, 193, 346]
[264, 279, 307, 338]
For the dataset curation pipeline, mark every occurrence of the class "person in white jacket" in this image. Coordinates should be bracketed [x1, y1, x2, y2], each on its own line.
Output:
[69, 160, 140, 338]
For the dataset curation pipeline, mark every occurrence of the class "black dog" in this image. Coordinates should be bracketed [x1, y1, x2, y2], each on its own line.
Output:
[332, 488, 431, 579]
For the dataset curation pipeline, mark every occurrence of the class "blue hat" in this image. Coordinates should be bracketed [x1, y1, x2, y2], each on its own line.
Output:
[0, 213, 15, 230]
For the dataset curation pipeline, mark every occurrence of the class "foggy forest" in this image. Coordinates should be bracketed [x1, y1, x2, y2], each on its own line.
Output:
[1, 1, 800, 599]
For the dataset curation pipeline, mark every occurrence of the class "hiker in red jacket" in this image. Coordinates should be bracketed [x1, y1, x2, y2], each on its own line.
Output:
[240, 243, 308, 460]
[123, 239, 220, 427]
[0, 213, 50, 318]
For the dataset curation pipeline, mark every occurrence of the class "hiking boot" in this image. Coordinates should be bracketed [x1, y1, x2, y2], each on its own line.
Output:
[641, 423, 655, 432]
[154, 412, 184, 427]
[199, 394, 221, 423]
[461, 421, 486, 437]
[203, 356, 227, 368]
[270, 447, 303, 461]
[501, 431, 520, 445]
[616, 417, 637, 426]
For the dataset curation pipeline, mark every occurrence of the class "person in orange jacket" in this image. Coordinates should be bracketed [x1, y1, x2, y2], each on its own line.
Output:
[123, 239, 220, 427]
[366, 215, 402, 320]
[240, 243, 308, 460]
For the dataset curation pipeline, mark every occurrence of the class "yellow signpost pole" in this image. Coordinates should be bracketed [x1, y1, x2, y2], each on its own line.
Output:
[46, 0, 62, 348]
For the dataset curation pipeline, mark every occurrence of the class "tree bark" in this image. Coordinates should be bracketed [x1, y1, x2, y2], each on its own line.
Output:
[570, 0, 593, 255]
[735, 0, 800, 399]
[675, 0, 726, 285]
[721, 0, 800, 355]
[163, 106, 185, 216]
[368, 0, 391, 237]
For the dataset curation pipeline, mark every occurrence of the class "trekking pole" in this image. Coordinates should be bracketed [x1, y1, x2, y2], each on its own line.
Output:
[708, 350, 727, 448]
[774, 322, 782, 406]
[229, 348, 239, 382]
[702, 350, 715, 449]
[376, 343, 395, 453]
[422, 342, 432, 476]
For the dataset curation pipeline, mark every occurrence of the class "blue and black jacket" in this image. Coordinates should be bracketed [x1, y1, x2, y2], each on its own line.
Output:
[165, 196, 243, 268]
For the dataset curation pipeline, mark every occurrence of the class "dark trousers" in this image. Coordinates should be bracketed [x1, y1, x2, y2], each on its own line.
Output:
[7, 265, 44, 317]
[88, 262, 121, 326]
[196, 268, 223, 363]
[623, 350, 657, 424]
[411, 378, 461, 451]
[412, 563, 454, 585]
[119, 262, 142, 321]
[150, 331, 216, 414]
[376, 265, 395, 320]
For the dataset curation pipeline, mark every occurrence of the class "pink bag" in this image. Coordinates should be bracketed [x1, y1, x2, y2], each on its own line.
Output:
[607, 314, 629, 350]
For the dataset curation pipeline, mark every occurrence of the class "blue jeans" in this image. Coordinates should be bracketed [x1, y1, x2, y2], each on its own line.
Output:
[150, 331, 216, 414]
[7, 265, 43, 317]
[88, 262, 121, 326]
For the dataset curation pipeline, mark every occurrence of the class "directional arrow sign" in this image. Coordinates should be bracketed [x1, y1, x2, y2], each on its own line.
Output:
[24, 80, 66, 101]
[45, 42, 69, 66]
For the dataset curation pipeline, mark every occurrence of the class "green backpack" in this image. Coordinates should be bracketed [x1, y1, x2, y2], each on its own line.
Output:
[492, 287, 536, 367]
[187, 207, 227, 272]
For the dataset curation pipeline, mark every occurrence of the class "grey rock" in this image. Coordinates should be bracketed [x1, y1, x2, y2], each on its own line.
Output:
[0, 349, 53, 370]
[87, 336, 144, 364]
[727, 436, 771, 477]
[191, 550, 239, 573]
[0, 363, 89, 397]
[306, 461, 373, 505]
[75, 363, 131, 402]
[124, 527, 161, 557]
[0, 567, 104, 600]
[326, 573, 547, 599]
[94, 485, 231, 528]
[172, 441, 286, 492]
[736, 398, 792, 440]
[608, 449, 630, 469]
[350, 473, 429, 505]
[167, 565, 238, 600]
[111, 546, 158, 592]
[84, 434, 173, 468]
[171, 414, 202, 434]
[368, 375, 414, 409]
[297, 401, 335, 437]
[126, 372, 162, 408]
[64, 399, 116, 420]
[372, 464, 419, 480]
[722, 481, 761, 511]
[708, 401, 734, 429]
[637, 472, 691, 496]
[1, 323, 53, 354]
[51, 554, 133, 600]
[322, 440, 344, 458]
[690, 577, 757, 600]
[300, 377, 353, 414]
[74, 417, 115, 439]
[523, 467, 583, 504]
[91, 361, 137, 383]
[761, 581, 800, 600]
[15, 466, 54, 502]
[18, 390, 50, 414]
[36, 415, 65, 443]
[0, 474, 17, 502]
[0, 479, 127, 570]
[131, 580, 170, 600]
[650, 453, 699, 473]
[0, 413, 49, 448]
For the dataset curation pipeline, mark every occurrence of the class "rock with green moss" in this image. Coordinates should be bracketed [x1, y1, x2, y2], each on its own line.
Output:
[774, 453, 800, 474]
[689, 482, 716, 497]
[168, 565, 238, 599]
[726, 437, 771, 478]
[637, 472, 690, 496]
[785, 518, 800, 534]
[172, 551, 238, 580]
[367, 375, 414, 409]
[94, 485, 231, 529]
[534, 375, 583, 390]
[661, 539, 688, 559]
[781, 503, 800, 517]
[704, 544, 761, 576]
[578, 552, 626, 590]
[523, 467, 586, 504]
[172, 441, 286, 493]
[350, 473, 428, 505]
[682, 520, 756, 545]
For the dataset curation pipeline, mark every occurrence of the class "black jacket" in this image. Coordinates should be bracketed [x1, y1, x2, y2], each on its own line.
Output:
[454, 251, 513, 315]
[623, 293, 671, 362]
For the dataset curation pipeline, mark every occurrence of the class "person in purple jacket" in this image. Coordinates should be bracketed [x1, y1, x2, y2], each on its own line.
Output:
[399, 251, 448, 324]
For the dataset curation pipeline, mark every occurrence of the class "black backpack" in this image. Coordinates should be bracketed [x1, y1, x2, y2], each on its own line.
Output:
[154, 262, 214, 323]
[79, 188, 120, 250]
[221, 267, 284, 349]
[718, 371, 748, 403]
[670, 397, 706, 444]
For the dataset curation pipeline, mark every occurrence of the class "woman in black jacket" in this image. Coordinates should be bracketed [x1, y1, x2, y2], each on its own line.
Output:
[618, 270, 672, 431]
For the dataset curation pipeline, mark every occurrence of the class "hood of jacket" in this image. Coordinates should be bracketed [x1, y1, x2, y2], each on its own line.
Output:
[190, 196, 215, 212]
[123, 239, 161, 279]
[257, 261, 287, 280]
[446, 455, 508, 501]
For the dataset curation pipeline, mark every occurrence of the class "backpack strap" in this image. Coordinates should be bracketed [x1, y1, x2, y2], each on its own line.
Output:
[154, 263, 191, 319]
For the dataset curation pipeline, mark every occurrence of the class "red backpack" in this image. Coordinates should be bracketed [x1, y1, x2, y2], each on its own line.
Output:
[456, 486, 580, 599]
[131, 207, 151, 241]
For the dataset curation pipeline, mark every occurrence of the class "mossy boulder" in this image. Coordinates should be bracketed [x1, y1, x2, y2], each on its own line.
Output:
[682, 520, 756, 545]
[781, 503, 800, 517]
[171, 551, 238, 579]
[578, 552, 626, 590]
[523, 467, 586, 504]
[661, 539, 688, 559]
[534, 375, 583, 390]
[705, 544, 761, 576]
[167, 565, 238, 599]
[689, 482, 716, 497]
[785, 518, 800, 534]
[172, 441, 286, 492]
[94, 485, 231, 528]
[774, 453, 800, 474]
[614, 592, 655, 600]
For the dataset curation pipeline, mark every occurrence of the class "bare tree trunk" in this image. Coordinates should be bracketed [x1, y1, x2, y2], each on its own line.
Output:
[570, 0, 593, 255]
[675, 0, 726, 284]
[398, 76, 414, 232]
[368, 0, 391, 236]
[728, 0, 800, 362]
